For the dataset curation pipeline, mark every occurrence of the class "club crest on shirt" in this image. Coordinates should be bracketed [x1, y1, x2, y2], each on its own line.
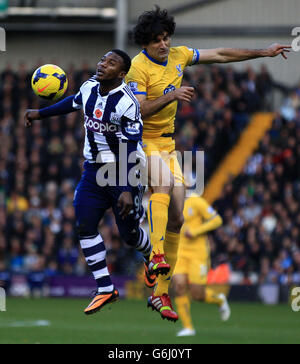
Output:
[110, 112, 121, 125]
[176, 64, 183, 77]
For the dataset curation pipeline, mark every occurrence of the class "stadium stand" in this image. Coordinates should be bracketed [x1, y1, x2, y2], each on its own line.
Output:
[213, 108, 300, 285]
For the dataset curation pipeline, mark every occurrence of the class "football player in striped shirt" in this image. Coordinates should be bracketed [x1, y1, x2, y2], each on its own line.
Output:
[24, 49, 154, 315]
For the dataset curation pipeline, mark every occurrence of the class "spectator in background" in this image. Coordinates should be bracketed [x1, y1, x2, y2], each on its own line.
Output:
[27, 255, 46, 297]
[213, 105, 300, 283]
[57, 237, 79, 273]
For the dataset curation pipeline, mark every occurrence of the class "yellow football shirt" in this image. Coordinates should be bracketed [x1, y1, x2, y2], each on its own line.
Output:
[126, 46, 200, 138]
[179, 195, 222, 258]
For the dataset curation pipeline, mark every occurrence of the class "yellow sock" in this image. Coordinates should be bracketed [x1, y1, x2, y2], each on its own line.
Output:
[175, 295, 194, 330]
[147, 193, 170, 258]
[154, 230, 179, 296]
[205, 287, 224, 306]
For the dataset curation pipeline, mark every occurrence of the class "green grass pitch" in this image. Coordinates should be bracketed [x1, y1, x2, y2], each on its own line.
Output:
[0, 298, 299, 344]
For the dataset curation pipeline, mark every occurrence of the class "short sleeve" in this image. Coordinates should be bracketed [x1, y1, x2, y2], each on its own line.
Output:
[123, 102, 140, 121]
[73, 77, 97, 109]
[126, 64, 148, 96]
[72, 90, 83, 109]
[121, 103, 143, 142]
[197, 198, 218, 220]
[180, 46, 200, 66]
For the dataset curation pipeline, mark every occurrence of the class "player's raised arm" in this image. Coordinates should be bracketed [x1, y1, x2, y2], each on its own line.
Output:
[24, 93, 82, 127]
[196, 43, 292, 64]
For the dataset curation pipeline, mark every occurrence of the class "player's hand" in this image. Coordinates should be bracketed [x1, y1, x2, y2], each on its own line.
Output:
[184, 229, 194, 239]
[173, 86, 195, 103]
[117, 191, 133, 220]
[24, 109, 41, 127]
[266, 43, 292, 59]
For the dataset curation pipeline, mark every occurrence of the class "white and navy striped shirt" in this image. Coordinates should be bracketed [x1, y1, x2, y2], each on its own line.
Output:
[73, 78, 143, 162]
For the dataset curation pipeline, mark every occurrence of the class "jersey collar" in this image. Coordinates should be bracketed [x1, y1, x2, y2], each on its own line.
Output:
[142, 49, 168, 67]
[98, 81, 125, 96]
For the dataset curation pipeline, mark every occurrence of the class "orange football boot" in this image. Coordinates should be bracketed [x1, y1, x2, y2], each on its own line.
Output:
[84, 289, 119, 315]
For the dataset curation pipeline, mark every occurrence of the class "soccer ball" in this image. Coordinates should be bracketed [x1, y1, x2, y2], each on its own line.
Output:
[31, 64, 68, 101]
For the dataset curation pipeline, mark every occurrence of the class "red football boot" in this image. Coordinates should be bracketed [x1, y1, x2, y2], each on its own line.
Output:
[148, 253, 170, 277]
[147, 293, 178, 322]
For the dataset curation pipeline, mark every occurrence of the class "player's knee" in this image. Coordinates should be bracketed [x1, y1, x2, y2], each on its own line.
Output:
[123, 228, 138, 247]
[76, 221, 97, 239]
[152, 183, 173, 195]
[190, 286, 205, 301]
[173, 276, 187, 296]
[167, 212, 184, 233]
[168, 174, 175, 191]
[177, 213, 184, 229]
[176, 285, 186, 296]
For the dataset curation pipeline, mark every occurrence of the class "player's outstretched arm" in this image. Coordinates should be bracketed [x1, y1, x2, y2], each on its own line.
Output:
[136, 86, 195, 119]
[197, 43, 292, 64]
[184, 214, 223, 239]
[24, 94, 79, 127]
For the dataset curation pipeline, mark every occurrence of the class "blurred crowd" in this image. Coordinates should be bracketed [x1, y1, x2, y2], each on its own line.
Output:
[212, 111, 300, 285]
[0, 60, 299, 292]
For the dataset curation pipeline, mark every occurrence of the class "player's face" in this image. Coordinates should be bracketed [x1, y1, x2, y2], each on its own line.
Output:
[144, 31, 171, 62]
[96, 52, 125, 82]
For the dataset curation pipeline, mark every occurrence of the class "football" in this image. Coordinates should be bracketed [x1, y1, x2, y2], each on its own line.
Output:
[31, 64, 68, 101]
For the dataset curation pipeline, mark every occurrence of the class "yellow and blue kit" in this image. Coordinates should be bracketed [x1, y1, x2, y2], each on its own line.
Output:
[126, 46, 200, 183]
[174, 195, 223, 285]
[126, 46, 199, 138]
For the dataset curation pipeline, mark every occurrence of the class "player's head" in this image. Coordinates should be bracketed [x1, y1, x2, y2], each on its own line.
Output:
[133, 6, 176, 62]
[96, 49, 131, 82]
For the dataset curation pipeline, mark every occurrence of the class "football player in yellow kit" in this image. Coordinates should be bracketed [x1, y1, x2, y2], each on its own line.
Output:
[173, 195, 230, 337]
[126, 6, 290, 322]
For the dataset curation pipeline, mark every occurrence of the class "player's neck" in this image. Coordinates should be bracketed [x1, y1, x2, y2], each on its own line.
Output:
[99, 79, 123, 96]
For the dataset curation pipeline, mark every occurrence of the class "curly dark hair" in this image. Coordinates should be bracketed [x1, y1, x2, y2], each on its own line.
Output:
[132, 6, 176, 46]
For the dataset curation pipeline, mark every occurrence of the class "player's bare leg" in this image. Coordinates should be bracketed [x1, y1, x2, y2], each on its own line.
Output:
[173, 274, 196, 336]
[190, 284, 231, 322]
[167, 184, 185, 233]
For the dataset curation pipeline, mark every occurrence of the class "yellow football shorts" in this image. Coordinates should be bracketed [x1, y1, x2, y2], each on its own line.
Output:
[173, 250, 211, 285]
[142, 136, 184, 185]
